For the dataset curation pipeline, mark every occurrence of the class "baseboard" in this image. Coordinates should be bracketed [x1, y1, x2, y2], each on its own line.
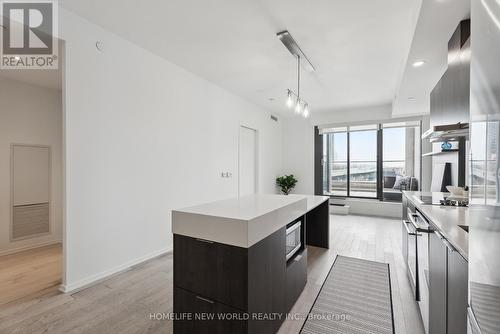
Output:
[0, 239, 62, 256]
[59, 247, 172, 293]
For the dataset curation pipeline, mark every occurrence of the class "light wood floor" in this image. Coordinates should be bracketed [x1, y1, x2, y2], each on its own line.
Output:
[0, 215, 424, 334]
[0, 243, 62, 306]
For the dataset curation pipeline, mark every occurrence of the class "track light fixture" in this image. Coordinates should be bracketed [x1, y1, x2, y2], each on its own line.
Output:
[277, 30, 313, 118]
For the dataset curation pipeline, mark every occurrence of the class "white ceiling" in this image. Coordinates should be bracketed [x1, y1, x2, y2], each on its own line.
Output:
[393, 0, 470, 117]
[60, 0, 420, 115]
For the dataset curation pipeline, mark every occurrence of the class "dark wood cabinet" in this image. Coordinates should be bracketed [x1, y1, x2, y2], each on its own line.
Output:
[247, 226, 287, 333]
[174, 234, 248, 310]
[174, 221, 306, 334]
[305, 200, 329, 249]
[173, 287, 247, 334]
[285, 249, 307, 312]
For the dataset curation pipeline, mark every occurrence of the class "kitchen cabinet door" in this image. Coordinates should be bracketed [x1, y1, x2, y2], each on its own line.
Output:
[429, 231, 447, 334]
[447, 248, 468, 334]
[173, 234, 248, 310]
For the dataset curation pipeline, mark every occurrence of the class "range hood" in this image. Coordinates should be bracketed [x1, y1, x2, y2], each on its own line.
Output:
[422, 122, 469, 142]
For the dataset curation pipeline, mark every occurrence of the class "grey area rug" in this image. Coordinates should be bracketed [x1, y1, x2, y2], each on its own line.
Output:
[300, 256, 394, 334]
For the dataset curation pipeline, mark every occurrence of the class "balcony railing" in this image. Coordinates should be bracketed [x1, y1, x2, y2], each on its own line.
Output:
[324, 159, 406, 197]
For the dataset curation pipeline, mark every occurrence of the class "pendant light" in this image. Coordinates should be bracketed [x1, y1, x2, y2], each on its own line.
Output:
[277, 31, 313, 118]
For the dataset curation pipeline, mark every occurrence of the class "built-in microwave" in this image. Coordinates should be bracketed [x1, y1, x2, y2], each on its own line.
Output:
[286, 220, 302, 261]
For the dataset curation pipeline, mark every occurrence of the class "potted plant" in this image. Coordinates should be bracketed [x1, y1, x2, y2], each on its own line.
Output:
[276, 175, 298, 195]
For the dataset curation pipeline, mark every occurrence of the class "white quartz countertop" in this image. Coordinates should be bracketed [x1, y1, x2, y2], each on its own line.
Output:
[300, 194, 330, 212]
[172, 194, 328, 248]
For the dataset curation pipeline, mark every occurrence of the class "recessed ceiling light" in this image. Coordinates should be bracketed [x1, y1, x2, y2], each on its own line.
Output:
[408, 97, 416, 101]
[412, 60, 425, 67]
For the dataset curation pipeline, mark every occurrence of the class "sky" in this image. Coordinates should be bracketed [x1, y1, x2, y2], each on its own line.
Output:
[329, 128, 406, 162]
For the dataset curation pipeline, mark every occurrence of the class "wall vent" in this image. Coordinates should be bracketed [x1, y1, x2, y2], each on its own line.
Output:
[11, 145, 51, 240]
[12, 203, 50, 239]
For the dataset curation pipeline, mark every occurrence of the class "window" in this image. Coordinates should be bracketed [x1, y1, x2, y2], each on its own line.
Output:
[323, 132, 348, 196]
[349, 127, 377, 198]
[320, 121, 421, 201]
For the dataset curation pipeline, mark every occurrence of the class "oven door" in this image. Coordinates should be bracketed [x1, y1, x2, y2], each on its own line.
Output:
[404, 209, 419, 300]
[286, 220, 302, 261]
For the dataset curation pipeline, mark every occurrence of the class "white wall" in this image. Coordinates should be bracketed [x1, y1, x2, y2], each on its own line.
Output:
[311, 104, 393, 126]
[0, 78, 63, 255]
[58, 9, 282, 291]
[281, 117, 314, 195]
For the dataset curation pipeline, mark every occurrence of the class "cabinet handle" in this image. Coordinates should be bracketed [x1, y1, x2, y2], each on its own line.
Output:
[196, 238, 214, 244]
[407, 211, 419, 230]
[403, 221, 416, 235]
[196, 296, 214, 304]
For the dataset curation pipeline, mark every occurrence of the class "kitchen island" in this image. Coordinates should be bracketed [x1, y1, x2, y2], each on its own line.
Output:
[171, 194, 329, 334]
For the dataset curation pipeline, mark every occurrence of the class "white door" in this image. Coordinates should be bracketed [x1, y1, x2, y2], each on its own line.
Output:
[239, 126, 257, 197]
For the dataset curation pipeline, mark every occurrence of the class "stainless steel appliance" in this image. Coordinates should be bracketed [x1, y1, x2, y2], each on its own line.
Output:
[404, 201, 433, 334]
[285, 220, 302, 261]
[469, 1, 500, 332]
[414, 211, 431, 334]
[403, 205, 419, 298]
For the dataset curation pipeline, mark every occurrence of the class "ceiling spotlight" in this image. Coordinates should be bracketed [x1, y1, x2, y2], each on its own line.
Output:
[412, 60, 425, 67]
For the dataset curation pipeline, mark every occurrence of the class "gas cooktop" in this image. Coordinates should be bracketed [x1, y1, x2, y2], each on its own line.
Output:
[412, 194, 469, 207]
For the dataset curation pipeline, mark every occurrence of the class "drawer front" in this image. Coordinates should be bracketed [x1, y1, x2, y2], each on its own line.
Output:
[174, 234, 248, 310]
[174, 287, 247, 334]
[285, 248, 307, 312]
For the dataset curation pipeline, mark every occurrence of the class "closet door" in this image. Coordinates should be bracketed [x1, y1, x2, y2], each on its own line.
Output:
[11, 145, 51, 240]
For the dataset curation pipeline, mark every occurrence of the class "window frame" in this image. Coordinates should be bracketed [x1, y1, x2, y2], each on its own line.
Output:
[317, 121, 422, 201]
